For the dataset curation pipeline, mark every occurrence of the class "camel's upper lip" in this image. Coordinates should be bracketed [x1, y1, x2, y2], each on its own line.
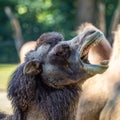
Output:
[79, 31, 102, 59]
[77, 31, 108, 75]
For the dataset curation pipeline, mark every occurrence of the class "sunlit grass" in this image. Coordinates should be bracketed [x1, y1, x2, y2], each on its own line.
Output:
[0, 92, 13, 114]
[0, 64, 17, 114]
[0, 64, 18, 91]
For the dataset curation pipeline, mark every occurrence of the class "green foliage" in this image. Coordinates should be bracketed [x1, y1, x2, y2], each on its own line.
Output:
[0, 0, 77, 63]
[99, 0, 118, 34]
[0, 0, 119, 63]
[16, 0, 77, 40]
[105, 0, 118, 33]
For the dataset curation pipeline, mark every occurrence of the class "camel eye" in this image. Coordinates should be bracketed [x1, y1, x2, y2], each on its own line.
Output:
[65, 64, 69, 69]
[55, 44, 71, 59]
[56, 51, 64, 56]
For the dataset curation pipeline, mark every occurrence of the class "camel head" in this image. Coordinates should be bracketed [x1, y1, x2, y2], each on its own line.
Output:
[23, 31, 108, 88]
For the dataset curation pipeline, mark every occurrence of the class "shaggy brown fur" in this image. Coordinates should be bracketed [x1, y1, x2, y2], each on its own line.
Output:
[0, 112, 13, 120]
[0, 113, 7, 119]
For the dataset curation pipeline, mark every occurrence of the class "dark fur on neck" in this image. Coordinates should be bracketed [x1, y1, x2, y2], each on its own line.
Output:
[8, 64, 81, 120]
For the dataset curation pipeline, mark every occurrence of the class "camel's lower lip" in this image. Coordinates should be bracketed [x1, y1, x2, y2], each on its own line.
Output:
[83, 63, 108, 75]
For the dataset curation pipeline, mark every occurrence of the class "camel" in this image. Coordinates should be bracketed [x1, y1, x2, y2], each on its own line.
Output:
[99, 25, 120, 120]
[19, 41, 36, 63]
[76, 24, 120, 120]
[0, 31, 107, 120]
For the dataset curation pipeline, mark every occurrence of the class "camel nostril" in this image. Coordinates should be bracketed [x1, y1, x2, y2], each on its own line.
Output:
[55, 46, 64, 56]
[89, 30, 96, 34]
[85, 30, 96, 36]
[56, 51, 64, 56]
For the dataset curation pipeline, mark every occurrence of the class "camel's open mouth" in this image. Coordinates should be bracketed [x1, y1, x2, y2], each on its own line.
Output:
[80, 31, 102, 63]
[79, 31, 108, 75]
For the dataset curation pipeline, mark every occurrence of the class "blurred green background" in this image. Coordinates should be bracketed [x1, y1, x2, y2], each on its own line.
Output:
[0, 0, 119, 63]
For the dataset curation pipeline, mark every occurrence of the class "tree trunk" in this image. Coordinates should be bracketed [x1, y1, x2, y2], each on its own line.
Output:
[110, 0, 120, 32]
[76, 0, 97, 26]
[98, 1, 106, 35]
[109, 0, 120, 44]
[4, 7, 24, 54]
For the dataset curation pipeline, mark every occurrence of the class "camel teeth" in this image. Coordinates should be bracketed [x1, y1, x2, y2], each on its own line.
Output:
[93, 44, 96, 46]
[94, 39, 102, 46]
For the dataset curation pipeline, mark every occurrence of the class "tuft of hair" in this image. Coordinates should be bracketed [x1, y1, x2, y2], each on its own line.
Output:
[36, 32, 64, 49]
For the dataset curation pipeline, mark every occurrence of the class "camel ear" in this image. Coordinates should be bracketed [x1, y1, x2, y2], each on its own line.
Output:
[23, 59, 42, 75]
